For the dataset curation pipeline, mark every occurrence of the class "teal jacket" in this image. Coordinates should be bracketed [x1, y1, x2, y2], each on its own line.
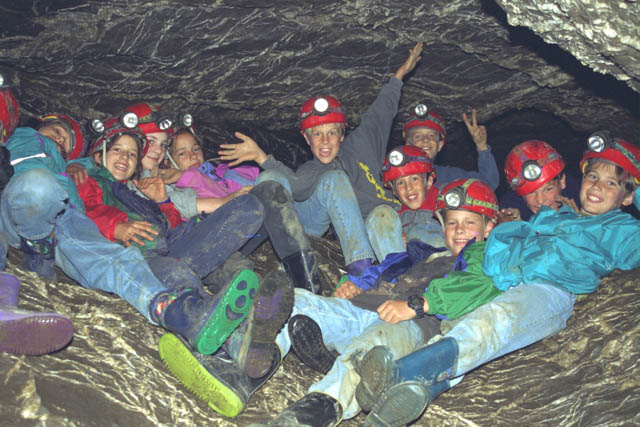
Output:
[483, 193, 640, 294]
[5, 127, 85, 212]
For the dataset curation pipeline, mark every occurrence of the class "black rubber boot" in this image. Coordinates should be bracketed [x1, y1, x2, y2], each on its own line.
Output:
[281, 250, 322, 294]
[252, 392, 343, 427]
[288, 314, 337, 374]
[158, 333, 282, 418]
[202, 251, 256, 295]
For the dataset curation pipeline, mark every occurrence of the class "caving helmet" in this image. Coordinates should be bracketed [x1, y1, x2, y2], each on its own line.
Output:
[580, 131, 640, 183]
[382, 145, 435, 185]
[38, 113, 88, 160]
[0, 74, 19, 144]
[402, 103, 446, 145]
[122, 102, 193, 135]
[504, 140, 565, 196]
[89, 117, 149, 163]
[298, 95, 347, 132]
[435, 178, 498, 222]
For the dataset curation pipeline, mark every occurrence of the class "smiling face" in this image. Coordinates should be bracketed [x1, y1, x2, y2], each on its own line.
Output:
[141, 132, 169, 171]
[171, 132, 205, 170]
[579, 161, 633, 216]
[39, 123, 72, 158]
[408, 127, 443, 160]
[522, 174, 566, 214]
[391, 173, 433, 210]
[442, 209, 493, 256]
[303, 123, 344, 164]
[95, 135, 139, 181]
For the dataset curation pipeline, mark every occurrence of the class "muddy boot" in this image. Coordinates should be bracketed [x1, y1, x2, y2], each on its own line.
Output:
[288, 314, 336, 374]
[20, 233, 57, 280]
[355, 338, 459, 412]
[203, 251, 256, 295]
[152, 269, 259, 355]
[252, 392, 343, 427]
[159, 332, 282, 417]
[281, 250, 322, 294]
[232, 269, 294, 378]
[0, 272, 73, 355]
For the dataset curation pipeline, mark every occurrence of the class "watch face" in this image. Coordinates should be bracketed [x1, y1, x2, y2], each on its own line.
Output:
[408, 295, 422, 309]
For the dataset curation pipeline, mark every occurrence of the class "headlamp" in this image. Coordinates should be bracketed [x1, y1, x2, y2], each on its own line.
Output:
[587, 132, 609, 153]
[0, 74, 4, 87]
[388, 150, 405, 166]
[443, 187, 464, 208]
[90, 119, 105, 134]
[522, 161, 542, 181]
[300, 97, 345, 121]
[314, 98, 329, 114]
[382, 150, 432, 172]
[157, 117, 173, 131]
[414, 103, 428, 117]
[180, 113, 193, 127]
[121, 112, 139, 129]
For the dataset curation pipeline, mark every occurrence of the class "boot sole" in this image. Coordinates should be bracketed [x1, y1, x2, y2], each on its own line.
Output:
[243, 270, 294, 378]
[364, 381, 429, 427]
[355, 346, 395, 413]
[288, 314, 336, 374]
[194, 269, 259, 355]
[0, 314, 73, 355]
[158, 333, 245, 417]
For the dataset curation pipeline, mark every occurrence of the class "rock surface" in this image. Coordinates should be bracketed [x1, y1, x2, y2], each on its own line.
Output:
[1, 241, 638, 426]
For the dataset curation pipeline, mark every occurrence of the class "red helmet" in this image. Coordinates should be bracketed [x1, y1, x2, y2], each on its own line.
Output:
[0, 86, 19, 143]
[382, 145, 435, 184]
[89, 117, 149, 158]
[436, 178, 498, 221]
[504, 140, 565, 196]
[402, 104, 446, 144]
[39, 114, 87, 160]
[123, 102, 175, 135]
[580, 131, 640, 182]
[298, 95, 347, 132]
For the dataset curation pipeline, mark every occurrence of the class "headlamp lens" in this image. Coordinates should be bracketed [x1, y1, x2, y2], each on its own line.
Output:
[314, 97, 329, 114]
[414, 104, 428, 117]
[181, 113, 193, 127]
[444, 191, 462, 208]
[588, 135, 606, 153]
[0, 74, 4, 87]
[122, 112, 139, 129]
[158, 118, 173, 131]
[91, 119, 104, 134]
[388, 150, 405, 166]
[523, 162, 542, 181]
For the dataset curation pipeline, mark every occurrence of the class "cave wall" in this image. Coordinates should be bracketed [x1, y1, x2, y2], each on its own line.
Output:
[0, 0, 638, 182]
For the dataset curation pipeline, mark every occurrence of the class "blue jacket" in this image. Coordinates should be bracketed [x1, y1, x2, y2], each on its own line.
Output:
[483, 195, 640, 294]
[5, 127, 85, 212]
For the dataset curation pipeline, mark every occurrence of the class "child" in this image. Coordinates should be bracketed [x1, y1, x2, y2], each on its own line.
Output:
[162, 127, 323, 294]
[499, 139, 581, 222]
[0, 84, 73, 356]
[356, 133, 640, 427]
[249, 178, 499, 425]
[76, 117, 266, 355]
[404, 106, 499, 190]
[218, 43, 423, 276]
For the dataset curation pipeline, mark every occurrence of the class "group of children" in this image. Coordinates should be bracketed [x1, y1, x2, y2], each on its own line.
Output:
[0, 40, 638, 427]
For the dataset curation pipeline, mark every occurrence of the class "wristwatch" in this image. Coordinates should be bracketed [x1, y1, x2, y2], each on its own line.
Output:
[407, 295, 425, 319]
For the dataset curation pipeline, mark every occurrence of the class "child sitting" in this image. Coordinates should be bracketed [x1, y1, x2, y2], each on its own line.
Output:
[76, 117, 264, 356]
[356, 133, 640, 427]
[218, 43, 423, 277]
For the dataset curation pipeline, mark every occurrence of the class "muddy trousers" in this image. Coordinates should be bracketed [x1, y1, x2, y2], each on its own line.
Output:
[239, 181, 309, 259]
[275, 289, 428, 419]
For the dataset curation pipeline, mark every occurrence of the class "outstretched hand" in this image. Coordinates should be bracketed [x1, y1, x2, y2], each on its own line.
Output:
[394, 42, 423, 80]
[218, 132, 268, 167]
[377, 300, 417, 324]
[462, 108, 488, 151]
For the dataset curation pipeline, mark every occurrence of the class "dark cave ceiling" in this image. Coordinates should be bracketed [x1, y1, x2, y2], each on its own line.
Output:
[0, 0, 638, 189]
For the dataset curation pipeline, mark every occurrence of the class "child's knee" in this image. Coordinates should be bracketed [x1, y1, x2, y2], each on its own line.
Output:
[365, 204, 398, 230]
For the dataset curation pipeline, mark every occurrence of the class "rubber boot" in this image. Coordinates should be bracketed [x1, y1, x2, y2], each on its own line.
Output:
[202, 251, 255, 295]
[0, 272, 73, 355]
[288, 314, 337, 374]
[158, 332, 282, 417]
[281, 250, 322, 295]
[252, 392, 343, 427]
[364, 380, 452, 427]
[152, 269, 259, 355]
[228, 269, 294, 378]
[20, 233, 57, 280]
[355, 337, 459, 412]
